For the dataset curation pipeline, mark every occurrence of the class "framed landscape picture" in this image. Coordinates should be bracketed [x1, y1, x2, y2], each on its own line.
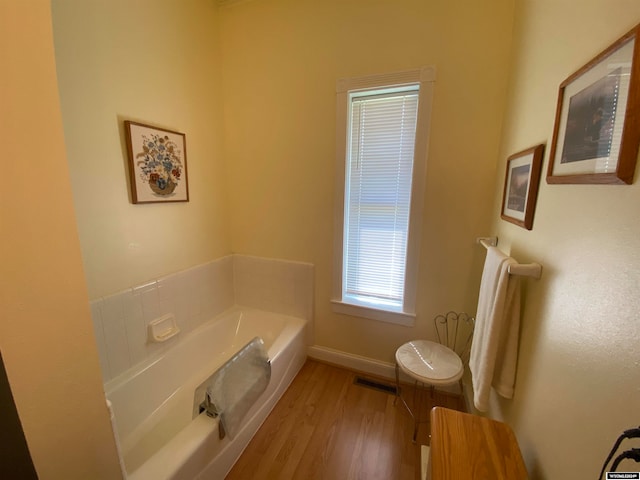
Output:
[501, 144, 545, 230]
[547, 24, 640, 184]
[125, 121, 189, 204]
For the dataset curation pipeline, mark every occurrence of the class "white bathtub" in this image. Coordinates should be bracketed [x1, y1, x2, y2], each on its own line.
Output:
[105, 307, 308, 479]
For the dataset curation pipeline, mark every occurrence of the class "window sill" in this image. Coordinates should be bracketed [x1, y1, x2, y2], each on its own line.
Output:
[331, 299, 415, 327]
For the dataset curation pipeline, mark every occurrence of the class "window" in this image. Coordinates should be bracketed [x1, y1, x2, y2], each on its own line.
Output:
[332, 67, 435, 326]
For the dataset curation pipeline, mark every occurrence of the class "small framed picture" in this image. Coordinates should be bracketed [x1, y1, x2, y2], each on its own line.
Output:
[124, 121, 189, 204]
[501, 144, 545, 230]
[547, 23, 640, 184]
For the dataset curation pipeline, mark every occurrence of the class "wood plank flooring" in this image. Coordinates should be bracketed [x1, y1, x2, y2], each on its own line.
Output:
[226, 359, 465, 480]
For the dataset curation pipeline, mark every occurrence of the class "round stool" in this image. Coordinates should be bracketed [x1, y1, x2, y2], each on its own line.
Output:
[394, 340, 464, 442]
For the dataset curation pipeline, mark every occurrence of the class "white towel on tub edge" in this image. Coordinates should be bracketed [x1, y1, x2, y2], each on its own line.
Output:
[469, 246, 522, 412]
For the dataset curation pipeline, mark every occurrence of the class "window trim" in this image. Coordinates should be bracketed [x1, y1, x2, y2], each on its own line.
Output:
[332, 66, 436, 327]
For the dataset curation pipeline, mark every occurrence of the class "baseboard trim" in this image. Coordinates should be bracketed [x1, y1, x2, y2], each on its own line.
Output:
[307, 345, 461, 395]
[307, 345, 396, 380]
[421, 445, 430, 480]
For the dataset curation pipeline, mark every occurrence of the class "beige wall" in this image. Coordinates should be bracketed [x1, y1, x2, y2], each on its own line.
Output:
[43, 0, 640, 477]
[219, 0, 515, 361]
[0, 1, 122, 478]
[52, 0, 231, 299]
[486, 1, 640, 477]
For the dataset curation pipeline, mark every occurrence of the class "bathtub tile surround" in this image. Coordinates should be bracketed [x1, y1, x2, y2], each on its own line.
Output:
[91, 254, 314, 382]
[233, 254, 314, 323]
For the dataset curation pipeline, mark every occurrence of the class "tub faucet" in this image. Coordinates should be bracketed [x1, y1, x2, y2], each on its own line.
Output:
[203, 392, 219, 418]
[203, 392, 227, 439]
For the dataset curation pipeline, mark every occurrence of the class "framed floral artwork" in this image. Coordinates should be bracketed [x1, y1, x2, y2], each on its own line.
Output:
[124, 121, 189, 203]
[501, 144, 545, 230]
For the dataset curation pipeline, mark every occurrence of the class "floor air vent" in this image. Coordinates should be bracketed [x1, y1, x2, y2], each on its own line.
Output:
[353, 376, 398, 395]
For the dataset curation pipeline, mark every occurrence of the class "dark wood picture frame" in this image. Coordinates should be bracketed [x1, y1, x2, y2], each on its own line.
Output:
[125, 121, 189, 204]
[547, 23, 640, 184]
[501, 144, 545, 230]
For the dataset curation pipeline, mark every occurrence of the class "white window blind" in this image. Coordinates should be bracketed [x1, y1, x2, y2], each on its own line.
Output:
[343, 86, 419, 309]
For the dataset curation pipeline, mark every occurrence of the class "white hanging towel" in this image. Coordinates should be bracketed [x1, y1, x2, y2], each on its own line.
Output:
[469, 246, 521, 412]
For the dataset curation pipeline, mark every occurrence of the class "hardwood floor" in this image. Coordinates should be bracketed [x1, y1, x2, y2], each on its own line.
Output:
[226, 359, 465, 480]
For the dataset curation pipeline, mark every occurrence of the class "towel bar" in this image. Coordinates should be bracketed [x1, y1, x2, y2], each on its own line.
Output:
[476, 237, 542, 279]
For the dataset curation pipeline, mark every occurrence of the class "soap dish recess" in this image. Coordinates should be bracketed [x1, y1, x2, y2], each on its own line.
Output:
[148, 314, 180, 343]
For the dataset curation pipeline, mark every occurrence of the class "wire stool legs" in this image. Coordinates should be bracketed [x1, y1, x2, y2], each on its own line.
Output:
[394, 361, 432, 443]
